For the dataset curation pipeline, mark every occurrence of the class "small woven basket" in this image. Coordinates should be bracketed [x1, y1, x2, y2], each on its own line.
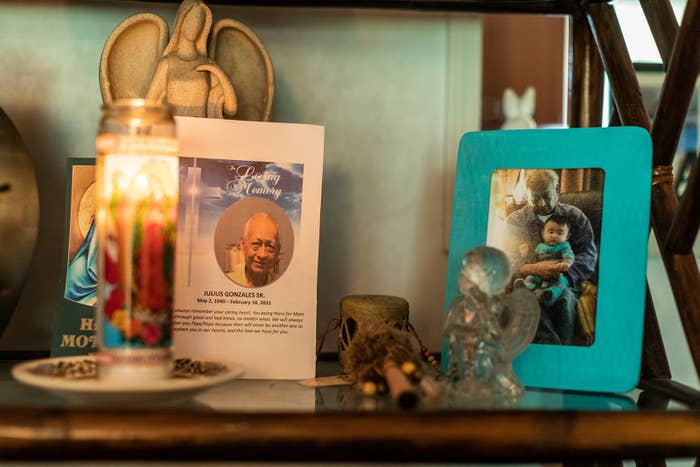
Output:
[337, 295, 409, 365]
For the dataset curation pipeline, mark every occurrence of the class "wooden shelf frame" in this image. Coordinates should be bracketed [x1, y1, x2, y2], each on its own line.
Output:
[0, 407, 699, 462]
[3, 0, 700, 463]
[169, 0, 598, 14]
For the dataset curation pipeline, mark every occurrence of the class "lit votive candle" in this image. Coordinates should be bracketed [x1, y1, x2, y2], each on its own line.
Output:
[95, 99, 178, 381]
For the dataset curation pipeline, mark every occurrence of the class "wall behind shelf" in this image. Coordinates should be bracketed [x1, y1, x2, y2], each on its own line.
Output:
[0, 2, 481, 352]
[481, 13, 566, 130]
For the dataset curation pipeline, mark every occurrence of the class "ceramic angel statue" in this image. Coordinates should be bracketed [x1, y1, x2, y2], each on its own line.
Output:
[99, 0, 274, 121]
[442, 246, 539, 406]
[145, 2, 237, 118]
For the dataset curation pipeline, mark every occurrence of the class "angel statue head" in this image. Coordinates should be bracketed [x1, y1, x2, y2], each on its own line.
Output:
[100, 0, 274, 121]
[165, 1, 212, 59]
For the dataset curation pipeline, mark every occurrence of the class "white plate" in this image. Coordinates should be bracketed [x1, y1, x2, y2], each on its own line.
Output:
[11, 356, 243, 406]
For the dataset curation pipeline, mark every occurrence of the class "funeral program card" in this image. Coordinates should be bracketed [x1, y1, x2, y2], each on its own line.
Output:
[173, 117, 324, 379]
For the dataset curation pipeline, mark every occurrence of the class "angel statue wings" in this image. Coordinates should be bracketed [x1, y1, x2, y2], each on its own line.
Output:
[99, 0, 274, 121]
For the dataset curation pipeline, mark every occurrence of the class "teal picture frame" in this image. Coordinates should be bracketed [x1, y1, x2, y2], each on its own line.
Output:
[444, 127, 652, 393]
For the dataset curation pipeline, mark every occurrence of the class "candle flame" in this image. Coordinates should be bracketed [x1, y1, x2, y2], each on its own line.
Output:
[133, 173, 150, 197]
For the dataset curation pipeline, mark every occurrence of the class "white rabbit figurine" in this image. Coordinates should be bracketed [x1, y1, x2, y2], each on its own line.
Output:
[501, 86, 536, 130]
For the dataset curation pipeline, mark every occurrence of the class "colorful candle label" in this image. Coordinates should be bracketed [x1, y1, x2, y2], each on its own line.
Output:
[96, 153, 178, 350]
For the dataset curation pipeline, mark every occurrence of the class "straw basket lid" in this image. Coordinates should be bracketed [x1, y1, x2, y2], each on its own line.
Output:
[340, 295, 409, 320]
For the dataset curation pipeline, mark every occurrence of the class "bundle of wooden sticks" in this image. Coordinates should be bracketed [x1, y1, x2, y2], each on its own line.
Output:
[342, 321, 442, 408]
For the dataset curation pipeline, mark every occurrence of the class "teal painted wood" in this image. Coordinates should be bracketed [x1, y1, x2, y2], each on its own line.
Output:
[443, 127, 652, 393]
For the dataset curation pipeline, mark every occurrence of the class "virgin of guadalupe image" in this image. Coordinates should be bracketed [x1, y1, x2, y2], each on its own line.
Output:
[65, 220, 97, 305]
[65, 181, 98, 305]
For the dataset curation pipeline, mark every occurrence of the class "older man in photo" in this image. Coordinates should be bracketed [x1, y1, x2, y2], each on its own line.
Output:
[228, 212, 281, 288]
[504, 169, 597, 345]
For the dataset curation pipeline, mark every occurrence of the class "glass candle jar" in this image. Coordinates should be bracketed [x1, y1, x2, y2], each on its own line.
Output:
[95, 99, 178, 381]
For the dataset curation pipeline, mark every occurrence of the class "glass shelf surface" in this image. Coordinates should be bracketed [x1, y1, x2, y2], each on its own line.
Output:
[0, 359, 682, 412]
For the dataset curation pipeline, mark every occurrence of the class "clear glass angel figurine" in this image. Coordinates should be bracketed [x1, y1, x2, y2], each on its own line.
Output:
[443, 246, 540, 406]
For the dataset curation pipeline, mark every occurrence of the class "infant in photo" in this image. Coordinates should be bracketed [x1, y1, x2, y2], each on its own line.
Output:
[515, 213, 575, 306]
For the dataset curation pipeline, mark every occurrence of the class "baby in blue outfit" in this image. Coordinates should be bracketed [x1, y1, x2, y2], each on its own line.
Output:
[515, 214, 575, 306]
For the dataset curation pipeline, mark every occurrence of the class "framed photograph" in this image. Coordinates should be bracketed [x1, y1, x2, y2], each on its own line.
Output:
[444, 128, 651, 392]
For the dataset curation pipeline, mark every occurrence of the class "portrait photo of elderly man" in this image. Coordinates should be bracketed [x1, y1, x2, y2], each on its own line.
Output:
[503, 169, 599, 346]
[227, 212, 282, 288]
